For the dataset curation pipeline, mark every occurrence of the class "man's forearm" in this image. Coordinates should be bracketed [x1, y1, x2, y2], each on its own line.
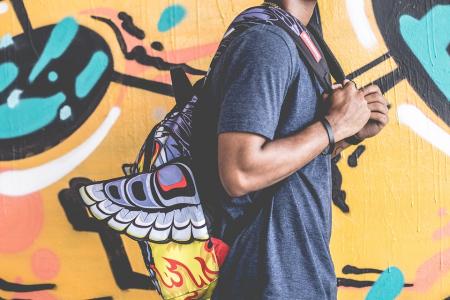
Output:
[218, 121, 332, 197]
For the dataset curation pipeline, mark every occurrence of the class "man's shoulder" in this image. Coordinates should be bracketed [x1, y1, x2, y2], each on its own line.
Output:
[214, 22, 301, 80]
[231, 23, 298, 54]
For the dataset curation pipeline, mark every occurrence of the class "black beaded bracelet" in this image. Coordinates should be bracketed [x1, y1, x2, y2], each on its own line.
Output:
[320, 117, 335, 155]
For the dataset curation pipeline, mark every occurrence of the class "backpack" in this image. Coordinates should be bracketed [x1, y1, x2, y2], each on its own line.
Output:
[78, 4, 345, 300]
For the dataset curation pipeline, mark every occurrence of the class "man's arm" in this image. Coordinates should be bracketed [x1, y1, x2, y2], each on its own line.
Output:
[219, 121, 330, 197]
[219, 81, 371, 197]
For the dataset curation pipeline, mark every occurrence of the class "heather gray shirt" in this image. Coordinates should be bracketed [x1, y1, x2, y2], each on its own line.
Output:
[202, 23, 336, 300]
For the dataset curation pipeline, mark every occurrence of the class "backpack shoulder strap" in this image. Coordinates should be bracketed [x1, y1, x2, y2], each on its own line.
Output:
[170, 67, 194, 108]
[267, 17, 345, 92]
[306, 24, 346, 86]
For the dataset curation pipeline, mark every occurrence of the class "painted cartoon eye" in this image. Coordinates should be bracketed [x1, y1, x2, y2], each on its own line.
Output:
[0, 1, 213, 197]
[0, 2, 201, 163]
[0, 17, 113, 160]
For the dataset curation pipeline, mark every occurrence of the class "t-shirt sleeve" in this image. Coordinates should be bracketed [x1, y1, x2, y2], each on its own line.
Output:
[216, 25, 295, 140]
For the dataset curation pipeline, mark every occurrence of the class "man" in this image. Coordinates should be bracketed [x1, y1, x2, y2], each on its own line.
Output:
[192, 0, 389, 299]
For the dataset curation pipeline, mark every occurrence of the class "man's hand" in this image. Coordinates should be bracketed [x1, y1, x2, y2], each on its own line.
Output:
[356, 84, 390, 140]
[324, 80, 371, 142]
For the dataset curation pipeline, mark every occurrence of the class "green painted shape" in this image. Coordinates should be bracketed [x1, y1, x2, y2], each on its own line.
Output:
[0, 92, 66, 138]
[0, 62, 19, 93]
[75, 51, 109, 98]
[400, 5, 450, 100]
[28, 17, 79, 83]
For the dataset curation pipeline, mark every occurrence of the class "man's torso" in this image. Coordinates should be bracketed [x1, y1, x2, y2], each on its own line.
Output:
[192, 22, 336, 300]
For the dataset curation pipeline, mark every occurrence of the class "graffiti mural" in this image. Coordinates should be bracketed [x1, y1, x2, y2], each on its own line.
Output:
[0, 0, 449, 299]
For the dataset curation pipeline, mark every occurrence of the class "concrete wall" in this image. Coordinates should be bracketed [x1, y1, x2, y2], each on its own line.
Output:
[0, 0, 448, 299]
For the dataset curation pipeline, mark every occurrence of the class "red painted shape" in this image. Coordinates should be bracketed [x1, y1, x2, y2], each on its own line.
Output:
[0, 193, 44, 253]
[300, 31, 322, 63]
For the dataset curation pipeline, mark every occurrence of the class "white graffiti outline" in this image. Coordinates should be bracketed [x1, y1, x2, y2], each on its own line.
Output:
[397, 104, 450, 156]
[0, 107, 121, 196]
[345, 0, 378, 49]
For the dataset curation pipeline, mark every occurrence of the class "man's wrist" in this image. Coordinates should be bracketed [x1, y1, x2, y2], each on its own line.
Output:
[319, 117, 335, 155]
[344, 132, 364, 145]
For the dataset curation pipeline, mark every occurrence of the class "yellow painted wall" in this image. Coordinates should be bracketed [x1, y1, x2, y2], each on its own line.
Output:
[0, 0, 448, 299]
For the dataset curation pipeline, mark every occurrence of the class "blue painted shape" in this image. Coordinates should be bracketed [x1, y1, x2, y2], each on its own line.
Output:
[0, 92, 66, 138]
[157, 5, 186, 32]
[48, 71, 58, 82]
[0, 34, 14, 49]
[75, 51, 109, 98]
[0, 62, 18, 93]
[366, 267, 404, 300]
[400, 5, 450, 100]
[28, 17, 79, 83]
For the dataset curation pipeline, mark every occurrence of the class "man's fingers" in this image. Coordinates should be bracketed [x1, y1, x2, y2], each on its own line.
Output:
[332, 83, 342, 90]
[343, 79, 358, 91]
[369, 111, 389, 125]
[364, 92, 388, 105]
[361, 84, 382, 96]
[368, 102, 389, 114]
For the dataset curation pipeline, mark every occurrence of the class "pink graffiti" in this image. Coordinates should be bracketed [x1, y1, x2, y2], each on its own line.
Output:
[438, 207, 448, 217]
[432, 221, 450, 240]
[13, 290, 58, 300]
[31, 248, 60, 280]
[411, 248, 450, 292]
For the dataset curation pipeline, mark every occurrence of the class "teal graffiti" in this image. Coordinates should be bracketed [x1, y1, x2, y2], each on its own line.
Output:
[0, 62, 18, 93]
[0, 92, 66, 138]
[28, 17, 79, 83]
[400, 5, 450, 100]
[366, 267, 404, 300]
[75, 51, 109, 98]
[48, 71, 58, 82]
[157, 5, 186, 32]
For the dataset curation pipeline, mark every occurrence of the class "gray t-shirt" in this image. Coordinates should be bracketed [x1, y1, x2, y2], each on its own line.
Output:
[193, 23, 336, 300]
